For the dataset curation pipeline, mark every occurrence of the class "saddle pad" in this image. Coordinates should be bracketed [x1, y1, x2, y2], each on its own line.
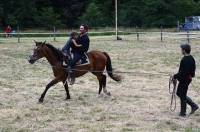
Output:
[72, 53, 90, 66]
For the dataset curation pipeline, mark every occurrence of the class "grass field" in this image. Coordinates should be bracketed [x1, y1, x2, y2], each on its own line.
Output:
[0, 34, 200, 131]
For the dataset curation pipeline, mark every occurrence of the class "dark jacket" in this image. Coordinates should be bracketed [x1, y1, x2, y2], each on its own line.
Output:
[174, 55, 196, 82]
[77, 33, 90, 53]
[62, 38, 81, 53]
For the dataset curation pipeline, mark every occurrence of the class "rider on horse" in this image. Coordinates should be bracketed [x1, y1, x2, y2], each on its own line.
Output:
[62, 32, 80, 63]
[62, 24, 90, 85]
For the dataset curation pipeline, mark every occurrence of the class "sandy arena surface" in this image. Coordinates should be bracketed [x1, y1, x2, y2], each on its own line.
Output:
[0, 34, 200, 131]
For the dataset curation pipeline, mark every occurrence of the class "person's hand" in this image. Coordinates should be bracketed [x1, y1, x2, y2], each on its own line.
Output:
[172, 75, 177, 84]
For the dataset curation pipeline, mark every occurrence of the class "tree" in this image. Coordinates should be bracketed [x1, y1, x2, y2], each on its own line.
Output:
[79, 0, 115, 27]
[118, 0, 146, 27]
[34, 7, 63, 28]
[79, 2, 103, 27]
[50, 0, 87, 28]
[0, 0, 200, 29]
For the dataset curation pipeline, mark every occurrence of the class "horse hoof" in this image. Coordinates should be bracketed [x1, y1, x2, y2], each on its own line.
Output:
[107, 92, 111, 96]
[65, 97, 70, 100]
[38, 98, 44, 103]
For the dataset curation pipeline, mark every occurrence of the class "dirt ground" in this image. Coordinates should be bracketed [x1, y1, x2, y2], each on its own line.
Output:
[0, 34, 200, 131]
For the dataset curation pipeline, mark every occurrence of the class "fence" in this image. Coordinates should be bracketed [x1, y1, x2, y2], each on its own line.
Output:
[1, 28, 200, 44]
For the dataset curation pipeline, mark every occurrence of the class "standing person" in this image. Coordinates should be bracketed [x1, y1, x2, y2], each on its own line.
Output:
[4, 25, 12, 37]
[173, 43, 199, 117]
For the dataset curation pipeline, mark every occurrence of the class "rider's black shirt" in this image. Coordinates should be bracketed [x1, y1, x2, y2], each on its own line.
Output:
[76, 33, 90, 53]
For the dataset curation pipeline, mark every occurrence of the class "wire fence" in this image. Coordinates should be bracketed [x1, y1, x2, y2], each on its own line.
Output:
[1, 29, 200, 44]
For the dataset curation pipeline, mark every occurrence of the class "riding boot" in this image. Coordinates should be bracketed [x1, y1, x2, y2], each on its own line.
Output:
[186, 96, 199, 115]
[63, 60, 68, 66]
[179, 99, 187, 117]
[68, 66, 75, 85]
[62, 54, 68, 66]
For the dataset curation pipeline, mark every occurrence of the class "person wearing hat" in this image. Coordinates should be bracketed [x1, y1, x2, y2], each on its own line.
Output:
[173, 43, 199, 117]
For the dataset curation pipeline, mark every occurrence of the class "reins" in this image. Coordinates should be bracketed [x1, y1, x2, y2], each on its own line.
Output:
[35, 59, 170, 76]
[169, 76, 177, 112]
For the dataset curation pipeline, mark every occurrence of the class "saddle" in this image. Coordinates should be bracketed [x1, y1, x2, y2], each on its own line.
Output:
[62, 52, 90, 66]
[72, 53, 90, 66]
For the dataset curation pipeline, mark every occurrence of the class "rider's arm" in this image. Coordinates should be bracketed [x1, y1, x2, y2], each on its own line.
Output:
[72, 39, 82, 47]
[78, 35, 90, 53]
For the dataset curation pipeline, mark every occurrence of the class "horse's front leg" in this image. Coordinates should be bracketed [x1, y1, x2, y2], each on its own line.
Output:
[63, 81, 70, 100]
[39, 77, 60, 103]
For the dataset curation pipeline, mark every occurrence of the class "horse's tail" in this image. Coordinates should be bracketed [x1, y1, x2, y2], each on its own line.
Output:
[103, 52, 121, 82]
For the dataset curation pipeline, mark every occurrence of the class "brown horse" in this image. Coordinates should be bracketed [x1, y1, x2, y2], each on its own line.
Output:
[28, 41, 121, 103]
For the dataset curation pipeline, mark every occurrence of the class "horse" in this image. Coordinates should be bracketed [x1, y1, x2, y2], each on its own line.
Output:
[28, 41, 121, 103]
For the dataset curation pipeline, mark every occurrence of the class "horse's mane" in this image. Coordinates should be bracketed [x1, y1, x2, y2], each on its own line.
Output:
[45, 43, 63, 61]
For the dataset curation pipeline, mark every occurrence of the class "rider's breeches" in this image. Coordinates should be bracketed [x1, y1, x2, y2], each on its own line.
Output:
[69, 52, 82, 68]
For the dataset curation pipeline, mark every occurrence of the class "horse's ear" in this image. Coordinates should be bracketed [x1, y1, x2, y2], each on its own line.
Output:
[34, 40, 38, 46]
[41, 40, 46, 47]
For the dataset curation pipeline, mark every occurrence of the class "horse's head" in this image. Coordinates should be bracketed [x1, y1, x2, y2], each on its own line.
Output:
[28, 40, 46, 64]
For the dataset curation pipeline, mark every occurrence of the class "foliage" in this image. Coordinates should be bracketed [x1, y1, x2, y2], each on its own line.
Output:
[0, 0, 200, 29]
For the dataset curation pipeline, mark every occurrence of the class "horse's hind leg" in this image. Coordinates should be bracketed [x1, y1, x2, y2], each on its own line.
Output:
[96, 74, 110, 96]
[102, 74, 111, 96]
[97, 74, 103, 94]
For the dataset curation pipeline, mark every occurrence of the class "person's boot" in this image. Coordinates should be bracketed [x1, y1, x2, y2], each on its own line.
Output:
[187, 96, 199, 115]
[62, 53, 68, 66]
[68, 66, 75, 85]
[63, 60, 68, 66]
[190, 105, 199, 115]
[179, 99, 187, 117]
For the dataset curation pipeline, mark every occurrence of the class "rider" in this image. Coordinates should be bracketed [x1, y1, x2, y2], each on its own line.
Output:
[62, 24, 90, 85]
[173, 43, 199, 117]
[62, 31, 81, 63]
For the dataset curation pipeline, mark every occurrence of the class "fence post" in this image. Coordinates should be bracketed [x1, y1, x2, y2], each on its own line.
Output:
[17, 26, 20, 43]
[177, 21, 180, 32]
[136, 26, 139, 41]
[160, 26, 163, 42]
[53, 26, 56, 42]
[187, 30, 190, 44]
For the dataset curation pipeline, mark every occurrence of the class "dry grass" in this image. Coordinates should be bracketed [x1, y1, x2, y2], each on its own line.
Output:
[0, 34, 200, 132]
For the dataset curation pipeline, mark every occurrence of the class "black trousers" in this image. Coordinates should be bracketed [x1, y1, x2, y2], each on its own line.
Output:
[176, 80, 197, 114]
[69, 52, 82, 68]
